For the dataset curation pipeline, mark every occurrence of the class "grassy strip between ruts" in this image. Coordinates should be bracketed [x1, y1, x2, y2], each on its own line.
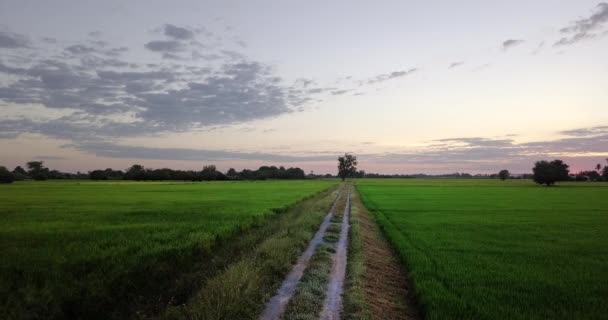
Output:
[161, 186, 340, 319]
[281, 244, 335, 320]
[342, 189, 370, 320]
[280, 190, 347, 320]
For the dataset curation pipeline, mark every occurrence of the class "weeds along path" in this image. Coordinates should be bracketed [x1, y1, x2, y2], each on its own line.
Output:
[320, 190, 351, 320]
[345, 187, 421, 320]
[260, 188, 343, 320]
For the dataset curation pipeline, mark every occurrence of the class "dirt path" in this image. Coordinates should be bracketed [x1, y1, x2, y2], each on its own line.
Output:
[260, 189, 343, 320]
[354, 190, 421, 320]
[320, 191, 350, 320]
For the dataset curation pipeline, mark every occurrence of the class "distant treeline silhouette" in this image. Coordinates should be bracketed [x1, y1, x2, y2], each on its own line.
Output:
[1, 158, 607, 184]
[0, 162, 309, 182]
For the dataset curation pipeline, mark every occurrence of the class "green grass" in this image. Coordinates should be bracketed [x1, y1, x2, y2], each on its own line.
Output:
[167, 186, 340, 319]
[342, 190, 370, 320]
[282, 244, 335, 320]
[0, 180, 335, 319]
[356, 179, 608, 320]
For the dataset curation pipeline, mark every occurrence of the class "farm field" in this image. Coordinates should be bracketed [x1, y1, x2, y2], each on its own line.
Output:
[356, 179, 608, 320]
[0, 180, 336, 319]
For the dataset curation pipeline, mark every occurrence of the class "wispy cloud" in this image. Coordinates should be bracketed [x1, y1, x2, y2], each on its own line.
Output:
[363, 68, 418, 85]
[555, 2, 608, 46]
[0, 29, 29, 48]
[502, 39, 524, 51]
[449, 61, 464, 69]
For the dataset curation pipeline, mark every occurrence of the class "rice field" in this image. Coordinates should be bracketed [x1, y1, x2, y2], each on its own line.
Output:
[0, 180, 335, 319]
[356, 179, 608, 320]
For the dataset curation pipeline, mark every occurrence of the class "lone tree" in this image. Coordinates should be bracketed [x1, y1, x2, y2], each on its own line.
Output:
[338, 153, 358, 181]
[26, 161, 49, 181]
[0, 166, 15, 184]
[532, 159, 570, 186]
[498, 169, 510, 181]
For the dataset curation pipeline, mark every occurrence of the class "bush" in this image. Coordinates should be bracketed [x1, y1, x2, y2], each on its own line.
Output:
[0, 166, 15, 184]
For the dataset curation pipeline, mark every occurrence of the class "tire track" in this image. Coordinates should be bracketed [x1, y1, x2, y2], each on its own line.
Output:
[320, 190, 350, 320]
[260, 189, 343, 320]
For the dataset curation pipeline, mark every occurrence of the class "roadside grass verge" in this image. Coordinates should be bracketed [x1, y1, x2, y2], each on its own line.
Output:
[342, 190, 370, 320]
[162, 186, 340, 319]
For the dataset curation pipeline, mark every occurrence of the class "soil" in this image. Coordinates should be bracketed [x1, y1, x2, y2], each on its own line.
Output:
[354, 192, 421, 320]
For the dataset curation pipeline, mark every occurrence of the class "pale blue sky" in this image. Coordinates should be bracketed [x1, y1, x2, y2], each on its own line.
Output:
[1, 1, 607, 173]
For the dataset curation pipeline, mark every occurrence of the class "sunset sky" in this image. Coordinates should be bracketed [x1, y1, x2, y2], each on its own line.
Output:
[1, 0, 607, 174]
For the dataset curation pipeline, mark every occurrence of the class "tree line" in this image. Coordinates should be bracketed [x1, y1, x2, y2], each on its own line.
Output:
[0, 161, 308, 183]
[495, 158, 608, 186]
[2, 156, 608, 185]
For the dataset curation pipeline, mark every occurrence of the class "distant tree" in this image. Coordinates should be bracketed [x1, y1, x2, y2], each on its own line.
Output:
[12, 166, 29, 180]
[26, 161, 49, 180]
[337, 153, 357, 181]
[596, 163, 602, 172]
[89, 170, 108, 180]
[533, 160, 570, 186]
[124, 164, 147, 180]
[226, 168, 238, 179]
[0, 166, 15, 184]
[498, 169, 510, 181]
[285, 167, 305, 179]
[575, 170, 600, 181]
[200, 165, 221, 181]
[603, 158, 608, 181]
[13, 166, 27, 175]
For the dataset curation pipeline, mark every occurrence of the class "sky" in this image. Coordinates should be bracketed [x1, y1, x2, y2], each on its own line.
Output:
[1, 0, 607, 174]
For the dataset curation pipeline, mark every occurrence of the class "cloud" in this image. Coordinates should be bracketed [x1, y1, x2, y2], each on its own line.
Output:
[559, 125, 608, 137]
[365, 68, 417, 85]
[502, 39, 524, 50]
[331, 89, 348, 95]
[0, 27, 327, 145]
[55, 126, 607, 171]
[362, 127, 608, 172]
[144, 40, 183, 52]
[449, 61, 464, 69]
[88, 31, 102, 38]
[163, 24, 195, 40]
[0, 29, 29, 48]
[531, 41, 544, 55]
[65, 44, 97, 55]
[71, 142, 335, 162]
[555, 3, 608, 46]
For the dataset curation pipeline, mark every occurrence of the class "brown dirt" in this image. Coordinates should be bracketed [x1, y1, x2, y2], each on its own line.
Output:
[353, 192, 421, 320]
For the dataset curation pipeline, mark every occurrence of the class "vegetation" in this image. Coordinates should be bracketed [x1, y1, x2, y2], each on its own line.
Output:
[342, 191, 370, 320]
[0, 166, 14, 184]
[498, 169, 510, 180]
[0, 180, 335, 319]
[26, 161, 49, 180]
[338, 153, 358, 181]
[282, 244, 335, 320]
[532, 159, 570, 186]
[1, 161, 310, 181]
[357, 178, 608, 320]
[164, 186, 339, 319]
